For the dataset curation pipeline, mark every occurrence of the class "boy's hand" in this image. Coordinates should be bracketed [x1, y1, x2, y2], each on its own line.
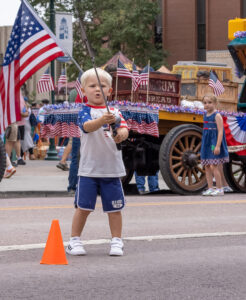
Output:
[113, 128, 128, 143]
[100, 113, 116, 125]
[214, 146, 220, 155]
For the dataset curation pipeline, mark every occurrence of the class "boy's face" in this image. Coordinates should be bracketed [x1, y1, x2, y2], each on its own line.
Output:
[82, 76, 112, 106]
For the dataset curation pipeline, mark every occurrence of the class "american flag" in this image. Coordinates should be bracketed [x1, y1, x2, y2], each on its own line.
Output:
[0, 0, 64, 134]
[117, 60, 132, 78]
[139, 65, 150, 87]
[208, 71, 225, 96]
[132, 63, 140, 91]
[75, 71, 83, 99]
[37, 67, 54, 94]
[57, 69, 67, 92]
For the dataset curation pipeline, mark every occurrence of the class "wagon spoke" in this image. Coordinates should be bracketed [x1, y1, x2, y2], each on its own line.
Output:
[176, 166, 184, 177]
[178, 140, 185, 152]
[172, 161, 182, 169]
[190, 136, 196, 150]
[233, 168, 242, 175]
[236, 171, 243, 184]
[182, 169, 187, 183]
[193, 141, 201, 153]
[196, 166, 205, 175]
[171, 155, 182, 161]
[188, 169, 192, 185]
[192, 168, 200, 182]
[231, 161, 243, 166]
[174, 146, 182, 155]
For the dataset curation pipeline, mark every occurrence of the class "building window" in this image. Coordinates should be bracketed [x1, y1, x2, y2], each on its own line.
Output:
[197, 0, 206, 61]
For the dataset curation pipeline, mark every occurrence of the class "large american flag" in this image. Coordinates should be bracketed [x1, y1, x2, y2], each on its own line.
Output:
[57, 69, 67, 92]
[132, 63, 140, 91]
[37, 67, 54, 94]
[117, 60, 132, 78]
[0, 0, 64, 134]
[139, 65, 150, 87]
[208, 71, 225, 96]
[75, 71, 83, 99]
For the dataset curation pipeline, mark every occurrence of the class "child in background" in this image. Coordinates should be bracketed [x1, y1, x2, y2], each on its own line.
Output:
[66, 68, 128, 256]
[201, 93, 229, 196]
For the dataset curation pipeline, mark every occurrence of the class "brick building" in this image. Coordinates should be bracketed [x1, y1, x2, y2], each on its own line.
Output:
[162, 0, 246, 68]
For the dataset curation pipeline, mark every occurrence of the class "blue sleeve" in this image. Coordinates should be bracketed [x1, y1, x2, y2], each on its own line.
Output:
[77, 106, 92, 133]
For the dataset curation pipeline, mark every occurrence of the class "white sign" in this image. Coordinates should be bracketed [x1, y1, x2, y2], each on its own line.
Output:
[55, 12, 73, 57]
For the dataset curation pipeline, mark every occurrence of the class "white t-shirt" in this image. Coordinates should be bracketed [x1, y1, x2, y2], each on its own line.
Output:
[77, 104, 128, 178]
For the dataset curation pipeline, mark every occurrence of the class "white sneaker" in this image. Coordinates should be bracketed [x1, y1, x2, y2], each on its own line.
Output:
[66, 237, 86, 255]
[211, 188, 224, 196]
[202, 188, 214, 196]
[223, 186, 233, 193]
[109, 237, 124, 256]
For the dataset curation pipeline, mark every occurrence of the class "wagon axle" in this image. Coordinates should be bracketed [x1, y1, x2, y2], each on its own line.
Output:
[182, 151, 198, 169]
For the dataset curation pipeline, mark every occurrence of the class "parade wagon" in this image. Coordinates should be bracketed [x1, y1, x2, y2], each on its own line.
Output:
[39, 65, 246, 195]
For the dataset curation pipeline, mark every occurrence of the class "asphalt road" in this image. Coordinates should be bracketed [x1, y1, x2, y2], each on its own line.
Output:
[1, 193, 246, 299]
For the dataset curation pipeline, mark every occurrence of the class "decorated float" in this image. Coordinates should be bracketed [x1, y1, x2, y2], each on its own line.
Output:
[39, 49, 246, 195]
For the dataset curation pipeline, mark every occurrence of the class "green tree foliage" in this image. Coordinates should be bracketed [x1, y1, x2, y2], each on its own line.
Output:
[29, 0, 167, 79]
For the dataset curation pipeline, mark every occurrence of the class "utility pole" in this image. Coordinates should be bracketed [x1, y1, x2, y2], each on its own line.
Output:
[46, 0, 59, 160]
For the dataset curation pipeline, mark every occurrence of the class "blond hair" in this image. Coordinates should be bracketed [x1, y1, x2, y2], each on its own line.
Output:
[81, 68, 112, 88]
[202, 93, 218, 104]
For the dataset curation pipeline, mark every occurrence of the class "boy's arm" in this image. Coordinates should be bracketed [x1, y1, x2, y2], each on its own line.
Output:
[83, 113, 116, 133]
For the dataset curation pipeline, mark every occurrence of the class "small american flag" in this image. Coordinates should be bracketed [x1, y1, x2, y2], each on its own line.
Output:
[37, 67, 54, 94]
[139, 65, 150, 87]
[75, 71, 83, 99]
[132, 63, 140, 91]
[208, 71, 225, 96]
[0, 0, 64, 134]
[117, 60, 132, 78]
[57, 69, 67, 92]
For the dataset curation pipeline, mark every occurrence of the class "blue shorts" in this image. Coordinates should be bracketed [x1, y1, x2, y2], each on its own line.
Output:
[74, 176, 125, 213]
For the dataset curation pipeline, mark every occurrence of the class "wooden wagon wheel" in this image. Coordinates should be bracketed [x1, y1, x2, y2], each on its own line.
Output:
[0, 137, 6, 182]
[159, 124, 206, 195]
[223, 159, 246, 192]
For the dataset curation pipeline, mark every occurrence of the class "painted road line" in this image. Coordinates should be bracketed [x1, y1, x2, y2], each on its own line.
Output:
[1, 199, 246, 211]
[1, 232, 246, 252]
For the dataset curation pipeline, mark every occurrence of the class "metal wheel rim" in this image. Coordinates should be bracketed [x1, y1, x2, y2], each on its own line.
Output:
[168, 130, 206, 191]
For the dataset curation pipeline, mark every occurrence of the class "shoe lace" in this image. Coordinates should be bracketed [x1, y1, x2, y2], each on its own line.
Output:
[71, 240, 83, 248]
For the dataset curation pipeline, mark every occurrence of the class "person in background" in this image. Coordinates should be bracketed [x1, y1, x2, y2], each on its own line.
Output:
[4, 153, 16, 178]
[5, 93, 28, 166]
[201, 94, 229, 196]
[56, 141, 72, 171]
[134, 172, 160, 194]
[20, 97, 35, 160]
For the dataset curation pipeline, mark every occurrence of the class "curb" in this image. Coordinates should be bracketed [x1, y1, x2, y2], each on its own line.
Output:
[0, 191, 73, 199]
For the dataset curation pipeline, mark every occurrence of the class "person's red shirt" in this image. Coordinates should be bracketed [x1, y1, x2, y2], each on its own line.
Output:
[75, 94, 87, 104]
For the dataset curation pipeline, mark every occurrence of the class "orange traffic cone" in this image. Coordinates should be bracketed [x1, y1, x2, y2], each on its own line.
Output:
[40, 219, 68, 265]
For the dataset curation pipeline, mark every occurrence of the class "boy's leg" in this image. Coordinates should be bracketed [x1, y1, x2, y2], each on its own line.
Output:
[71, 208, 91, 237]
[108, 211, 124, 256]
[108, 211, 122, 238]
[66, 208, 90, 256]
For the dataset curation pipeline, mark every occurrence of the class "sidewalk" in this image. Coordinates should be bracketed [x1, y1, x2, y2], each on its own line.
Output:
[0, 160, 69, 198]
[0, 159, 169, 198]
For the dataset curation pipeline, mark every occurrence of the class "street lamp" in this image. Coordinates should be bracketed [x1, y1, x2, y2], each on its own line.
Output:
[45, 0, 59, 160]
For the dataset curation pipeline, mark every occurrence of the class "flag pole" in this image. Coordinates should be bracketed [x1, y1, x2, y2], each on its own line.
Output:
[65, 63, 68, 101]
[131, 58, 134, 103]
[146, 60, 150, 104]
[115, 57, 119, 100]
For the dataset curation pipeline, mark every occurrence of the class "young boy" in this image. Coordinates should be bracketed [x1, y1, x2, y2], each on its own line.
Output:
[66, 68, 129, 256]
